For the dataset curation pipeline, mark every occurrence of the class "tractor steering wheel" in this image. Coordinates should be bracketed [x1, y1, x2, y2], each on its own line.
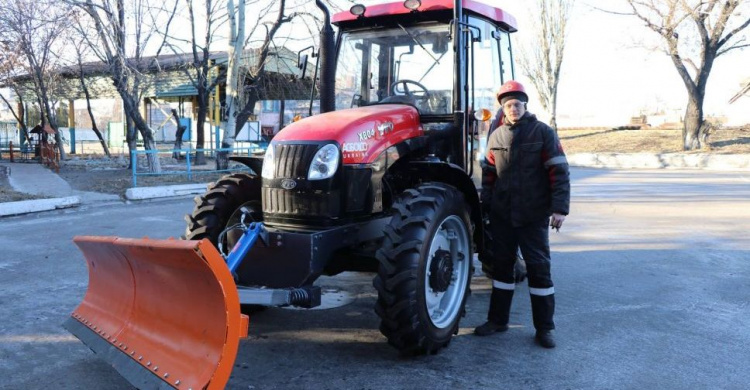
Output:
[390, 79, 429, 98]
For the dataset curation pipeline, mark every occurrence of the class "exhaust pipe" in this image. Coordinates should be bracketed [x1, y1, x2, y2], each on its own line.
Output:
[315, 0, 335, 113]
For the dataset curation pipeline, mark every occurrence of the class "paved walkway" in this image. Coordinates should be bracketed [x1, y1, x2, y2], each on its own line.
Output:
[0, 162, 120, 216]
[2, 162, 118, 202]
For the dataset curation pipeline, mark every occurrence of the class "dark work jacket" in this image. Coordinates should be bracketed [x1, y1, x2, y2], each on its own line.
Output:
[485, 112, 570, 227]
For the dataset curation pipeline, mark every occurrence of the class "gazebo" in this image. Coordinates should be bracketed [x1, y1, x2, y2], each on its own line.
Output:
[28, 124, 56, 157]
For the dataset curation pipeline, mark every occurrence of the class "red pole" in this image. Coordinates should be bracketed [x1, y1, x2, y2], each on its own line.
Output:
[9, 141, 13, 162]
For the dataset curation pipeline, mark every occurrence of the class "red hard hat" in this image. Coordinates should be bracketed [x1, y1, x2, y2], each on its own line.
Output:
[496, 80, 528, 104]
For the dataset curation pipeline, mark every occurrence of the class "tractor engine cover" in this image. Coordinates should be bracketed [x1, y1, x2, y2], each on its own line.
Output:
[262, 105, 423, 226]
[273, 104, 422, 165]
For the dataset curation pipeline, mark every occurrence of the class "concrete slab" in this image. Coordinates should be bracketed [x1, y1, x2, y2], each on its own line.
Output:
[125, 183, 209, 200]
[0, 196, 80, 217]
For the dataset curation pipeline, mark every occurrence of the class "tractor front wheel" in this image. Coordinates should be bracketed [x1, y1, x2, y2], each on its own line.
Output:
[374, 183, 472, 355]
[184, 172, 262, 254]
[185, 172, 264, 313]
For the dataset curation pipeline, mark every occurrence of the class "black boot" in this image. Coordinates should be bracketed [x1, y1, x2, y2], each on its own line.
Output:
[474, 320, 508, 336]
[530, 293, 556, 348]
[474, 287, 513, 336]
[535, 330, 556, 348]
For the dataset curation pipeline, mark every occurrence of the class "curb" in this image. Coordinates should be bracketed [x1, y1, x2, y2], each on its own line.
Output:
[567, 153, 750, 171]
[0, 196, 81, 217]
[125, 183, 210, 200]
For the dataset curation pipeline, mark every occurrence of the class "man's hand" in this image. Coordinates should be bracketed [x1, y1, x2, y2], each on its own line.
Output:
[551, 213, 566, 232]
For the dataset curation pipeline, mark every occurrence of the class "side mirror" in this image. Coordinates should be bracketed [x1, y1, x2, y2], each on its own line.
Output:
[297, 54, 309, 78]
[296, 46, 315, 79]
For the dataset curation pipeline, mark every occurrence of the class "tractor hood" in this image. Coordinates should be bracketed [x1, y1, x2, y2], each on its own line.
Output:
[273, 104, 423, 164]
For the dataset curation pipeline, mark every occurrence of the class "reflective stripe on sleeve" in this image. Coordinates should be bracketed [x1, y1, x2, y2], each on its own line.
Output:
[529, 287, 555, 296]
[544, 156, 568, 168]
[492, 280, 515, 290]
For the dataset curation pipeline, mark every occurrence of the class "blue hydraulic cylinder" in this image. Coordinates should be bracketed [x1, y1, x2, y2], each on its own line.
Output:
[225, 222, 265, 273]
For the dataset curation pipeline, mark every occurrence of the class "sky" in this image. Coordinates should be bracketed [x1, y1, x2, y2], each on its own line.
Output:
[3, 0, 748, 128]
[489, 1, 750, 127]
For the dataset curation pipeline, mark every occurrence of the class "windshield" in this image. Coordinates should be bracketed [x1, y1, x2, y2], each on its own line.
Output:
[335, 24, 453, 115]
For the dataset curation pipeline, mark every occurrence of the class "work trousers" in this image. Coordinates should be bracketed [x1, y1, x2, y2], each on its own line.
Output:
[487, 215, 555, 331]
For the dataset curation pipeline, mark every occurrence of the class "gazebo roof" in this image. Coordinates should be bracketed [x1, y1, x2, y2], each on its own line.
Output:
[152, 47, 315, 100]
[7, 46, 316, 102]
[30, 124, 56, 134]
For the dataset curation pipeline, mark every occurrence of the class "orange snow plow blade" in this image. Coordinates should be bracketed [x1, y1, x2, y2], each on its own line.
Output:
[64, 236, 249, 390]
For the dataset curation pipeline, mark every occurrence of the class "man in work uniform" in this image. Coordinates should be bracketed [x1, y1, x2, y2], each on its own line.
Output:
[474, 80, 570, 348]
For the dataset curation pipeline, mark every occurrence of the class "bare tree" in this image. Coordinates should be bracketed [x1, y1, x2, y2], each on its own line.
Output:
[623, 0, 750, 150]
[166, 0, 227, 166]
[216, 0, 312, 170]
[71, 36, 111, 157]
[233, 0, 302, 136]
[170, 108, 187, 158]
[0, 0, 73, 159]
[0, 42, 32, 145]
[216, 0, 246, 170]
[518, 0, 575, 132]
[71, 0, 181, 172]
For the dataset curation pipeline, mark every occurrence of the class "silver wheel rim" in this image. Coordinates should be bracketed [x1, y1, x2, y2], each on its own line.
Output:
[424, 215, 470, 329]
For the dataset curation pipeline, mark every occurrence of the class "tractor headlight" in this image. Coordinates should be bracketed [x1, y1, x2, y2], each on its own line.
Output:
[308, 144, 339, 180]
[261, 144, 275, 179]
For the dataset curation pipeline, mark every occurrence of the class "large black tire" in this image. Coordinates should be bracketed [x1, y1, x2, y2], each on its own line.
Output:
[185, 172, 264, 314]
[184, 172, 262, 254]
[374, 183, 473, 355]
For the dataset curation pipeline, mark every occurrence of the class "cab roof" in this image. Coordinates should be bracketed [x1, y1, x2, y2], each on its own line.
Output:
[332, 0, 518, 32]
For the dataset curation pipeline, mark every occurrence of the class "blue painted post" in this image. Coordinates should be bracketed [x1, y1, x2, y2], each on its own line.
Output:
[69, 128, 76, 154]
[215, 126, 221, 153]
[131, 150, 137, 187]
[186, 150, 192, 181]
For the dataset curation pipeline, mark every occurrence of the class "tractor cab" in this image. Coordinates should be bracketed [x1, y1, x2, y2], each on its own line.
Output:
[330, 0, 518, 178]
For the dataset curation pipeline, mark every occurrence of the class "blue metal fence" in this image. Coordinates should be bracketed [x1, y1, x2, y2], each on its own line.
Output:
[130, 146, 263, 187]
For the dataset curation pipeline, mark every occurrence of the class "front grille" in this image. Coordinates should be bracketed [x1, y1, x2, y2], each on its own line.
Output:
[263, 142, 341, 224]
[263, 188, 340, 217]
[274, 144, 319, 178]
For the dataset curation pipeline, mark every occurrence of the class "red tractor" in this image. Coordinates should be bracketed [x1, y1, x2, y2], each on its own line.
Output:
[66, 1, 518, 388]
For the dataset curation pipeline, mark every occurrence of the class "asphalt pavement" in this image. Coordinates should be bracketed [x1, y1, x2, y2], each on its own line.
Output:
[1, 168, 748, 389]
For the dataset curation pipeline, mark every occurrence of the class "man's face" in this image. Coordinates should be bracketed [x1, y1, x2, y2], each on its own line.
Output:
[502, 99, 526, 123]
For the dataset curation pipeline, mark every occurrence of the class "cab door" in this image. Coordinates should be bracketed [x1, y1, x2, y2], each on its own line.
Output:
[467, 16, 515, 188]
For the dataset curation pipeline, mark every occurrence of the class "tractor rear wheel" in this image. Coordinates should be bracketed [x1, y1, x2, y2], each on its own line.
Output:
[374, 183, 473, 355]
[184, 172, 262, 255]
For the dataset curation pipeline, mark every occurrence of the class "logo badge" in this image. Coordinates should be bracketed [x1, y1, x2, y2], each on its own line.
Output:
[377, 122, 394, 136]
[280, 179, 297, 190]
[342, 142, 368, 152]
